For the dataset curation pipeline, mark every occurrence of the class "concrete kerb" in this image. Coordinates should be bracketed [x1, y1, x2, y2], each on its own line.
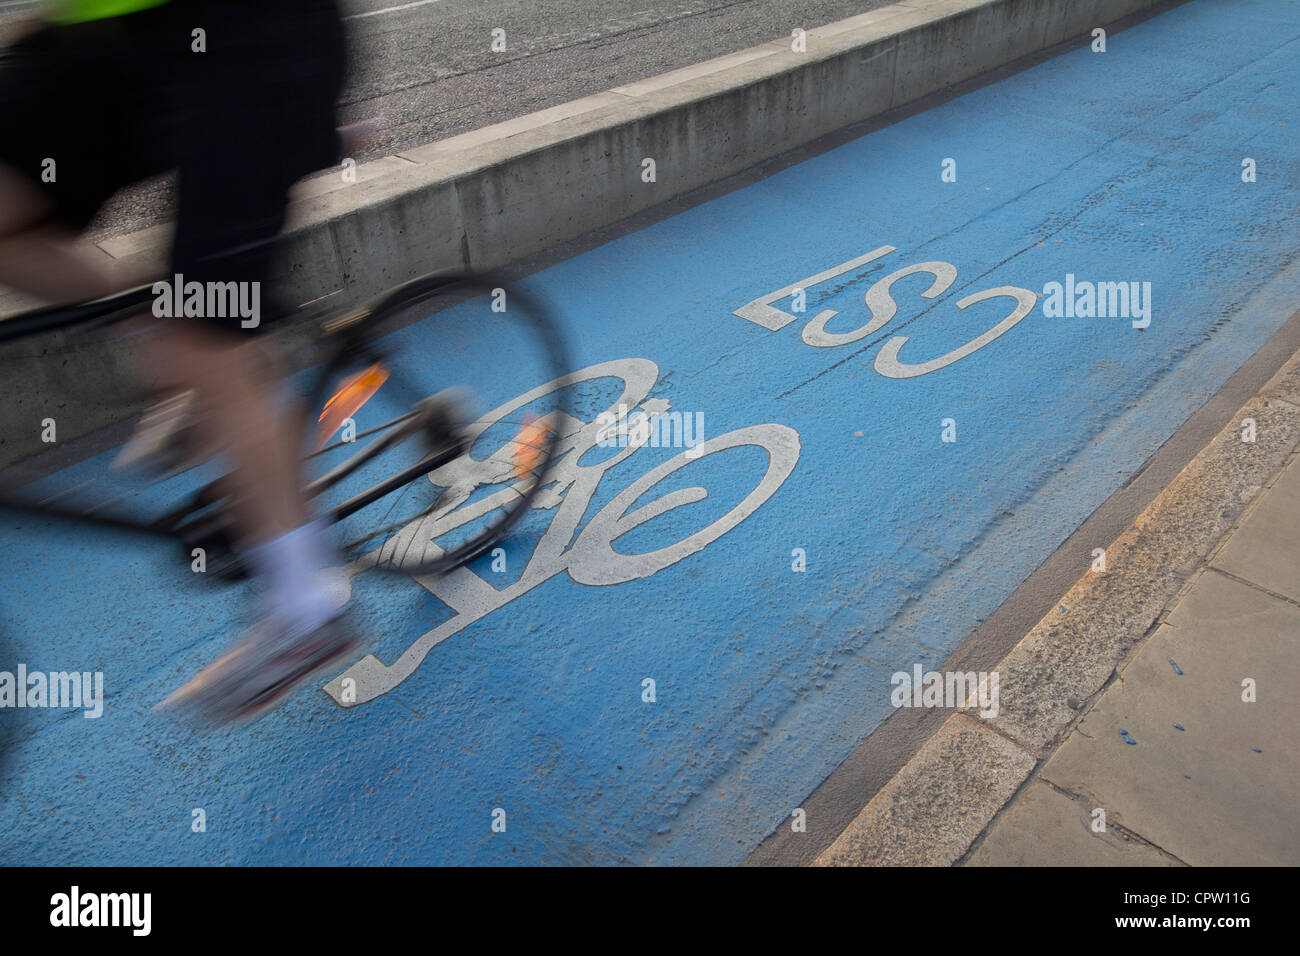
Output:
[0, 0, 1171, 468]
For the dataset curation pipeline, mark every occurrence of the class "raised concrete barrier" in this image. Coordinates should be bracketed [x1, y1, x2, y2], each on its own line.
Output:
[0, 0, 1174, 468]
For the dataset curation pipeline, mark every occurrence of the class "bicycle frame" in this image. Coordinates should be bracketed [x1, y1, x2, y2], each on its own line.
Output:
[0, 268, 571, 579]
[0, 282, 465, 551]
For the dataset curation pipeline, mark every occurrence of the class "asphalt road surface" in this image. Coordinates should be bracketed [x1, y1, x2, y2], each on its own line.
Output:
[0, 0, 896, 239]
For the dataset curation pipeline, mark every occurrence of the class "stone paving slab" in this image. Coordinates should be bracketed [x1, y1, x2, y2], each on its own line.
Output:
[965, 780, 1179, 866]
[1211, 456, 1300, 604]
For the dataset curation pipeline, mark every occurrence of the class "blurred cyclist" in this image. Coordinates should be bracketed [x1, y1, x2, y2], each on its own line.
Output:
[0, 0, 361, 724]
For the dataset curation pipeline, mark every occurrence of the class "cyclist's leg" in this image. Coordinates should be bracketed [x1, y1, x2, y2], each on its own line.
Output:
[156, 0, 348, 633]
[153, 0, 357, 724]
[142, 318, 306, 533]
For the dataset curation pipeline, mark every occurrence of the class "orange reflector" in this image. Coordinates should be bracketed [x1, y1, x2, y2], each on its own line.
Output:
[512, 414, 549, 480]
[317, 362, 389, 449]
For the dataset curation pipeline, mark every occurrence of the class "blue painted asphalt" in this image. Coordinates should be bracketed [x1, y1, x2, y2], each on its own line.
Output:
[2, 0, 1299, 865]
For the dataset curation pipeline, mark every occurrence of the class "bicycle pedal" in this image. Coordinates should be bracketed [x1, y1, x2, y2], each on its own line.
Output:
[418, 387, 477, 455]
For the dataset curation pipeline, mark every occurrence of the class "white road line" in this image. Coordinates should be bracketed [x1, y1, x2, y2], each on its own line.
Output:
[343, 0, 441, 21]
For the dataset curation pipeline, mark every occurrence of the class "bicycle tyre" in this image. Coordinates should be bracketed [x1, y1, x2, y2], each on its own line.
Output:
[305, 271, 572, 577]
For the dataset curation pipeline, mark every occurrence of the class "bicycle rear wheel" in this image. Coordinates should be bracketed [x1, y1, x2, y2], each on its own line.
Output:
[302, 272, 572, 577]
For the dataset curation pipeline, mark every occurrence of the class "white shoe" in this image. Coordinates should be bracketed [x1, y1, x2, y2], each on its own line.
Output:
[156, 611, 359, 728]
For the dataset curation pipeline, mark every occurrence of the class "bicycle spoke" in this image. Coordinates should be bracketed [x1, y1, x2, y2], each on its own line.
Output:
[308, 411, 418, 458]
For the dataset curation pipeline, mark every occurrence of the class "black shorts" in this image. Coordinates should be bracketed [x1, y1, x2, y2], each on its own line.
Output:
[0, 0, 347, 331]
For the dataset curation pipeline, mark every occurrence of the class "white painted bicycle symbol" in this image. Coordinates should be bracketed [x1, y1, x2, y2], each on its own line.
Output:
[325, 357, 801, 706]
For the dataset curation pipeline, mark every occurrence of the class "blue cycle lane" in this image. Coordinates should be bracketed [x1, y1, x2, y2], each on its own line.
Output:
[1, 0, 1298, 864]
